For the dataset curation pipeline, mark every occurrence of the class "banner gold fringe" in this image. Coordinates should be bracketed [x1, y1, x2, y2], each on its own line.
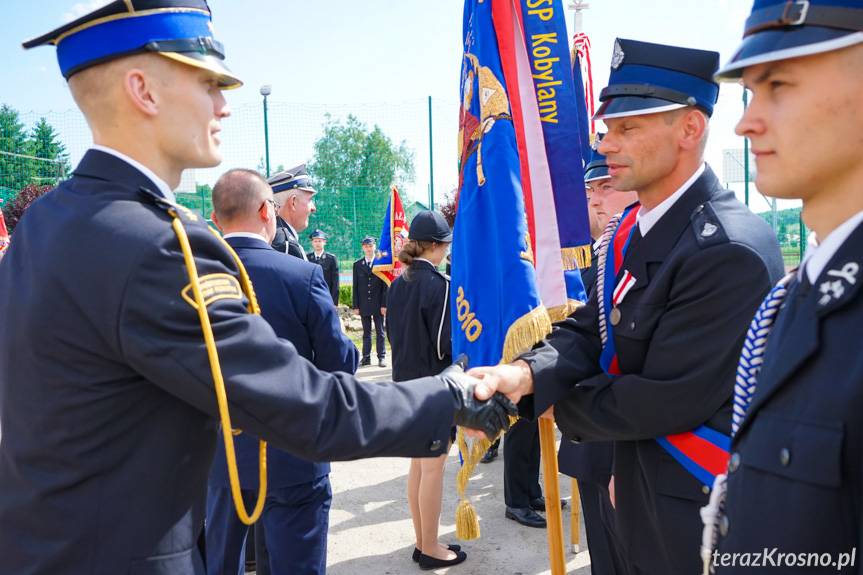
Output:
[455, 306, 555, 540]
[501, 305, 553, 364]
[546, 304, 570, 324]
[560, 245, 592, 271]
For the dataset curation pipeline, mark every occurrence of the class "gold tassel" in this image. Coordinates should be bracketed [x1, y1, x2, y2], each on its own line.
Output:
[560, 245, 593, 271]
[456, 498, 481, 540]
[455, 427, 493, 540]
[454, 303, 559, 539]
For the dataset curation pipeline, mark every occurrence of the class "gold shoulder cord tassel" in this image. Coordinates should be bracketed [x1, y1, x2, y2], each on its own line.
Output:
[169, 208, 267, 525]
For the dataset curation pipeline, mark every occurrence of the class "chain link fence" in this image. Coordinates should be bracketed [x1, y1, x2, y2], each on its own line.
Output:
[0, 85, 805, 269]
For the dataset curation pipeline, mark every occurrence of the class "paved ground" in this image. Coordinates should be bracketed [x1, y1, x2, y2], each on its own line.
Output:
[322, 361, 594, 575]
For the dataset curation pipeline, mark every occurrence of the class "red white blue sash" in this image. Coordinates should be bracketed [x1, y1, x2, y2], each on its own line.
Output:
[599, 206, 639, 376]
[597, 204, 730, 487]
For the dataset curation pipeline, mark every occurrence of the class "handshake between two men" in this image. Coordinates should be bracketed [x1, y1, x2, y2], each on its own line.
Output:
[442, 355, 536, 439]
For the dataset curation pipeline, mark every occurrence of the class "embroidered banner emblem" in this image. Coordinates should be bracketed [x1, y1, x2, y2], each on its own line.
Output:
[182, 273, 243, 309]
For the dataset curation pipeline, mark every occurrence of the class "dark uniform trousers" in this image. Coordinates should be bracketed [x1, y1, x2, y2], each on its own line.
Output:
[518, 167, 785, 574]
[207, 477, 331, 575]
[503, 417, 542, 508]
[353, 258, 387, 360]
[716, 219, 863, 573]
[0, 150, 457, 575]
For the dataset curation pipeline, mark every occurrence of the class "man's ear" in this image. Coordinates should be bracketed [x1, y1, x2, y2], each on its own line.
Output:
[679, 109, 707, 151]
[211, 211, 223, 231]
[123, 67, 160, 117]
[261, 200, 274, 223]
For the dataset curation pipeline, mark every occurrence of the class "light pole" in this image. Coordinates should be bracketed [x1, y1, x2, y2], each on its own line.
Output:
[260, 85, 272, 177]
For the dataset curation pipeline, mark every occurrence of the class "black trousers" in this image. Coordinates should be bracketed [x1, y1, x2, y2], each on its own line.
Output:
[579, 479, 631, 575]
[503, 417, 542, 508]
[360, 314, 385, 360]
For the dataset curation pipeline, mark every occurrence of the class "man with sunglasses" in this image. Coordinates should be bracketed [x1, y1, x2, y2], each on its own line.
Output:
[208, 169, 357, 575]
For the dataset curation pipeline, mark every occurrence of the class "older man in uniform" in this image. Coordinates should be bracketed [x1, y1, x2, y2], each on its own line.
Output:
[206, 169, 357, 575]
[353, 236, 388, 367]
[307, 229, 340, 307]
[470, 39, 785, 574]
[0, 3, 514, 574]
[703, 2, 863, 572]
[268, 165, 316, 259]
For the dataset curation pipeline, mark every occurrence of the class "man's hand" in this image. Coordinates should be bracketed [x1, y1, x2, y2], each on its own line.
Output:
[353, 308, 359, 316]
[381, 307, 386, 315]
[437, 354, 517, 438]
[467, 359, 535, 405]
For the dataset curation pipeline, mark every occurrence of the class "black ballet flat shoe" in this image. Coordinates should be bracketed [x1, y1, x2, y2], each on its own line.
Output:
[418, 551, 467, 570]
[412, 545, 462, 562]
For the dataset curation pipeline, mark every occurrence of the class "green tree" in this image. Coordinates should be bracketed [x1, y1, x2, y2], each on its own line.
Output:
[29, 117, 71, 186]
[256, 157, 285, 178]
[0, 104, 35, 194]
[307, 114, 415, 260]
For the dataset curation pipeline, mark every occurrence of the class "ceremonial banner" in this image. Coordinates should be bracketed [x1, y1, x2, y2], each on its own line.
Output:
[455, 0, 550, 370]
[456, 2, 583, 568]
[0, 206, 9, 264]
[372, 186, 408, 286]
[516, 0, 593, 312]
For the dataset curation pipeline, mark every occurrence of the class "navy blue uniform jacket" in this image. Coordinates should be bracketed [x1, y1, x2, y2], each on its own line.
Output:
[209, 236, 358, 490]
[716, 219, 863, 572]
[518, 166, 785, 574]
[307, 251, 340, 306]
[352, 258, 387, 315]
[386, 261, 452, 382]
[0, 150, 456, 575]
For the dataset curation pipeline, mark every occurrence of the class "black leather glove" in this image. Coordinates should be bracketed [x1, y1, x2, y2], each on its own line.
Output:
[437, 354, 517, 437]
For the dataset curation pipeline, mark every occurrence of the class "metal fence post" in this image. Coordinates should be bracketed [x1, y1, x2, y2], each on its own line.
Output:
[428, 96, 434, 210]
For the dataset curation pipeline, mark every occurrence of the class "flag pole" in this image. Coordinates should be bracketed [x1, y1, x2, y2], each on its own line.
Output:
[539, 415, 566, 574]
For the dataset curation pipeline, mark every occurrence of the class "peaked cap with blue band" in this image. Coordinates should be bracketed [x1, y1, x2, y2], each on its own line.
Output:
[584, 134, 609, 183]
[716, 0, 863, 80]
[593, 38, 720, 120]
[22, 0, 241, 89]
[309, 230, 328, 240]
[267, 164, 317, 195]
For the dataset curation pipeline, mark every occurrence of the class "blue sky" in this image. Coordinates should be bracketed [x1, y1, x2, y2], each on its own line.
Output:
[1, 1, 777, 211]
[2, 0, 751, 113]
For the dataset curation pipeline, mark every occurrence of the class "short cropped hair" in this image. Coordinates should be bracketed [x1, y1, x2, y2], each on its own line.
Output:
[212, 169, 271, 224]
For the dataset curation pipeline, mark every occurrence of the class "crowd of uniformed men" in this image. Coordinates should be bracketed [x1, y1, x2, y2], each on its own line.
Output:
[2, 0, 863, 574]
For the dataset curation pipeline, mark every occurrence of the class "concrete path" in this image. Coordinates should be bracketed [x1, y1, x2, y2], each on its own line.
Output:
[322, 362, 594, 575]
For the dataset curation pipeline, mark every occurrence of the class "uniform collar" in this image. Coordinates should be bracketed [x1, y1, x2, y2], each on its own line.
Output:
[801, 209, 863, 285]
[284, 221, 299, 240]
[223, 231, 270, 245]
[91, 145, 176, 204]
[636, 163, 705, 237]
